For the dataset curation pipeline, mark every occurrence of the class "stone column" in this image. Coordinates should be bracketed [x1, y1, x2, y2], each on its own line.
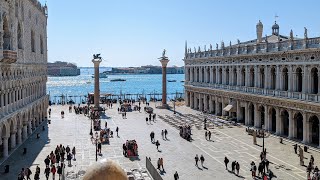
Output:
[237, 68, 241, 86]
[288, 110, 294, 138]
[10, 133, 16, 149]
[276, 65, 280, 90]
[194, 93, 197, 110]
[17, 128, 22, 145]
[160, 56, 169, 107]
[92, 57, 102, 108]
[190, 93, 194, 109]
[216, 67, 220, 84]
[255, 66, 259, 88]
[264, 66, 269, 89]
[215, 97, 220, 116]
[245, 102, 249, 125]
[302, 66, 309, 93]
[190, 67, 193, 82]
[203, 95, 208, 112]
[276, 108, 281, 135]
[264, 105, 270, 131]
[28, 121, 32, 135]
[23, 125, 28, 141]
[245, 66, 250, 87]
[210, 67, 213, 83]
[199, 94, 203, 111]
[0, 94, 3, 117]
[288, 66, 293, 92]
[3, 137, 9, 157]
[236, 101, 241, 122]
[209, 96, 213, 113]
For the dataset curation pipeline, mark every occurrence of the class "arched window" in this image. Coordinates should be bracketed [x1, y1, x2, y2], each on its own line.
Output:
[233, 68, 237, 86]
[249, 68, 255, 87]
[31, 30, 35, 52]
[225, 68, 229, 85]
[270, 67, 276, 90]
[3, 16, 11, 50]
[282, 67, 288, 91]
[18, 23, 23, 49]
[241, 68, 246, 86]
[260, 67, 265, 88]
[311, 67, 319, 94]
[40, 35, 44, 54]
[296, 67, 303, 92]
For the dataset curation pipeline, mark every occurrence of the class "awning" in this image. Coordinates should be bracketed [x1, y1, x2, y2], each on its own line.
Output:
[223, 105, 233, 112]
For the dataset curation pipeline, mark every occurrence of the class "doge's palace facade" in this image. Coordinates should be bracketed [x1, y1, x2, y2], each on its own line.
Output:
[0, 0, 48, 159]
[184, 21, 320, 147]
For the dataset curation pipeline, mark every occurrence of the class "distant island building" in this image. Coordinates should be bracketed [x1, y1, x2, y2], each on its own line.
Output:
[106, 65, 184, 74]
[47, 61, 80, 76]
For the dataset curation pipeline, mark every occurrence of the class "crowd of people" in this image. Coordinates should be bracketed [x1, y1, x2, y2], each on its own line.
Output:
[18, 144, 76, 180]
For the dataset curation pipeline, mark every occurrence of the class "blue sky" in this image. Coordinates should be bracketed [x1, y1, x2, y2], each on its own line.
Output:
[42, 0, 320, 67]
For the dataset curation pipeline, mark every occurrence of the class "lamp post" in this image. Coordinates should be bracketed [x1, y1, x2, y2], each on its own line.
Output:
[94, 131, 99, 161]
[262, 125, 265, 174]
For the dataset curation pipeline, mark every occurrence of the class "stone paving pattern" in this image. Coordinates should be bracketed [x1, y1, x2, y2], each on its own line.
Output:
[1, 102, 319, 180]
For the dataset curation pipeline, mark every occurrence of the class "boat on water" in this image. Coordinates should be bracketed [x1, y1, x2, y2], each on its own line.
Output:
[168, 80, 176, 82]
[180, 80, 185, 82]
[110, 78, 126, 82]
[92, 72, 108, 78]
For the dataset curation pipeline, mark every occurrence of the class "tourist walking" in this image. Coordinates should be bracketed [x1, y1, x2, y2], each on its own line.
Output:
[36, 165, 40, 175]
[157, 158, 160, 169]
[51, 165, 56, 180]
[174, 171, 179, 180]
[67, 153, 72, 166]
[195, 154, 199, 166]
[34, 172, 40, 180]
[265, 159, 269, 171]
[146, 117, 148, 124]
[161, 130, 164, 139]
[44, 156, 50, 167]
[116, 127, 119, 137]
[294, 144, 298, 154]
[231, 161, 236, 173]
[258, 162, 264, 177]
[235, 161, 240, 175]
[205, 131, 208, 140]
[155, 140, 160, 150]
[150, 131, 155, 143]
[26, 168, 32, 180]
[208, 131, 211, 141]
[250, 161, 256, 178]
[122, 143, 127, 157]
[57, 165, 62, 180]
[72, 147, 76, 160]
[224, 156, 229, 170]
[160, 158, 164, 170]
[200, 155, 205, 167]
[97, 141, 102, 154]
[45, 166, 50, 180]
[164, 129, 168, 139]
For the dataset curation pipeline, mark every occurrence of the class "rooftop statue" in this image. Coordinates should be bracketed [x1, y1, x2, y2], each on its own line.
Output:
[216, 43, 218, 50]
[210, 44, 212, 51]
[237, 39, 240, 45]
[265, 34, 268, 43]
[194, 47, 196, 53]
[290, 29, 294, 40]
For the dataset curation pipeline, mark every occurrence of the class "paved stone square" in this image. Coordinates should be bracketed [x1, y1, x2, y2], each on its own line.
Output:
[1, 102, 319, 180]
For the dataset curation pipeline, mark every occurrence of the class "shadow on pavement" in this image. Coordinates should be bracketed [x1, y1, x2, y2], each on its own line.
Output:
[0, 121, 49, 178]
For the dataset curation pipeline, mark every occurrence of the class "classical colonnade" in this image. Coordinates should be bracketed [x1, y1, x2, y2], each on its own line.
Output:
[185, 64, 320, 95]
[185, 90, 320, 147]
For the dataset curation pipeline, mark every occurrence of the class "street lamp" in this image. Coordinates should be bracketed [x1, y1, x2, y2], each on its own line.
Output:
[262, 125, 265, 173]
[94, 131, 99, 161]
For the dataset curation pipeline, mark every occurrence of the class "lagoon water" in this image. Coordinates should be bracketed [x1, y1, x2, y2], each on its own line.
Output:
[47, 67, 185, 103]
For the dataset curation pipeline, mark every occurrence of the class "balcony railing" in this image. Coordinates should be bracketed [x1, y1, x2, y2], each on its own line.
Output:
[185, 81, 320, 103]
[1, 50, 17, 63]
